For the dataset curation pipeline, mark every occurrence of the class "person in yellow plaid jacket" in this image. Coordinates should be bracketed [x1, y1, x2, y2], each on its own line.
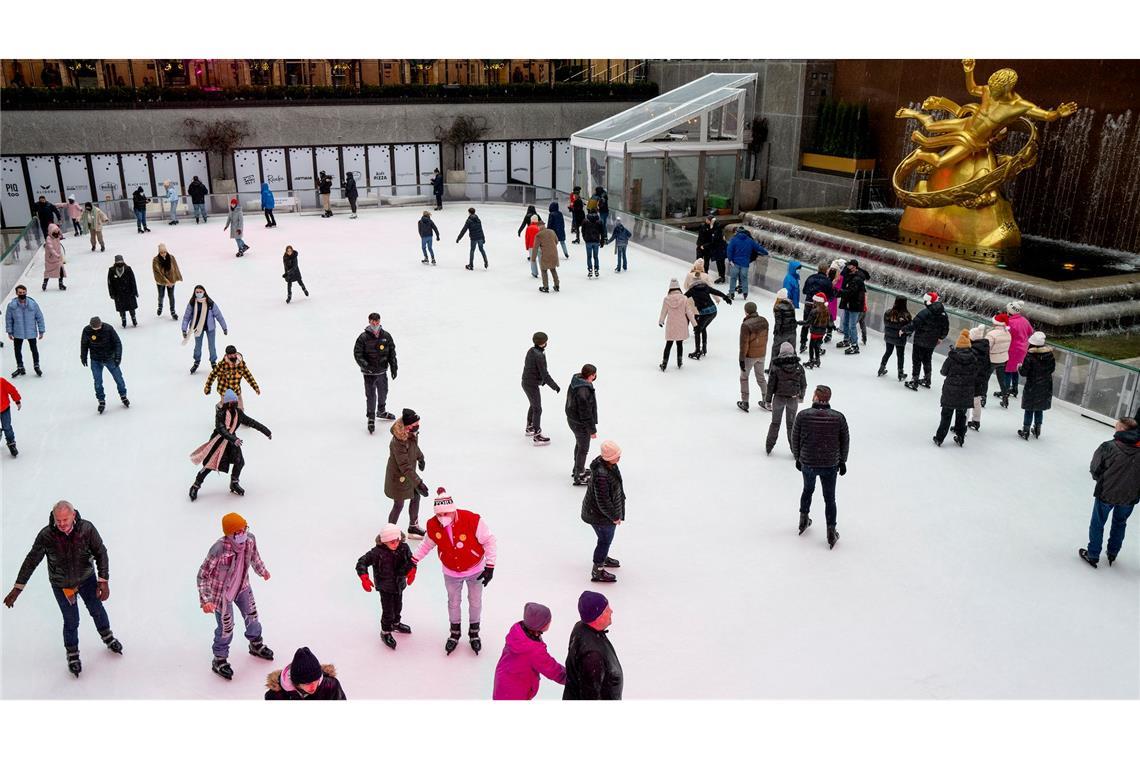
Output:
[204, 344, 261, 407]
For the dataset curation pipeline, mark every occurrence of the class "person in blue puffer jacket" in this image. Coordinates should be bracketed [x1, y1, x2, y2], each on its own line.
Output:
[260, 183, 277, 228]
[609, 217, 632, 272]
[547, 202, 569, 259]
[783, 260, 802, 308]
[724, 227, 768, 299]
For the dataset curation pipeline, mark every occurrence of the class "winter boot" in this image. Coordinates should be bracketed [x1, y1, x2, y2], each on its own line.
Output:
[381, 631, 397, 649]
[67, 648, 82, 677]
[591, 565, 617, 582]
[190, 360, 200, 374]
[533, 433, 551, 446]
[394, 622, 412, 634]
[1032, 425, 1041, 439]
[121, 395, 130, 408]
[211, 657, 233, 680]
[877, 365, 888, 377]
[736, 401, 750, 412]
[248, 638, 274, 660]
[1017, 427, 1030, 440]
[229, 479, 245, 496]
[445, 623, 462, 655]
[1079, 548, 1098, 568]
[100, 630, 123, 654]
[967, 421, 980, 431]
[798, 513, 812, 535]
[7, 442, 17, 457]
[469, 623, 482, 654]
[97, 400, 106, 414]
[189, 471, 207, 501]
[407, 524, 425, 538]
[603, 556, 621, 568]
[827, 526, 840, 550]
[367, 417, 375, 434]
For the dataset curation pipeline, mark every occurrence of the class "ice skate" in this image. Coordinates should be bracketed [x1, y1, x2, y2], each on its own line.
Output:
[469, 624, 482, 654]
[898, 372, 907, 382]
[904, 380, 919, 391]
[431, 258, 436, 266]
[525, 425, 535, 436]
[1017, 427, 1030, 440]
[248, 638, 274, 660]
[1000, 395, 1009, 409]
[967, 421, 980, 431]
[101, 630, 123, 654]
[33, 365, 41, 376]
[758, 401, 772, 411]
[587, 270, 593, 279]
[211, 657, 233, 680]
[67, 649, 82, 677]
[11, 367, 25, 378]
[591, 565, 617, 583]
[539, 286, 549, 293]
[407, 524, 425, 538]
[798, 513, 812, 535]
[422, 257, 429, 264]
[920, 378, 931, 388]
[572, 472, 589, 487]
[659, 361, 667, 372]
[877, 365, 888, 377]
[736, 401, 749, 412]
[157, 305, 163, 316]
[445, 624, 461, 655]
[1108, 553, 1117, 566]
[688, 351, 701, 360]
[1079, 548, 1098, 568]
[1032, 425, 1041, 439]
[465, 264, 473, 270]
[7, 442, 17, 457]
[367, 418, 375, 434]
[844, 345, 860, 355]
[229, 479, 245, 496]
[378, 411, 396, 421]
[603, 557, 620, 568]
[97, 400, 105, 414]
[190, 360, 200, 374]
[827, 526, 840, 549]
[953, 433, 965, 447]
[121, 396, 129, 408]
[533, 433, 551, 446]
[835, 340, 851, 349]
[189, 471, 206, 501]
[932, 435, 942, 447]
[381, 632, 397, 649]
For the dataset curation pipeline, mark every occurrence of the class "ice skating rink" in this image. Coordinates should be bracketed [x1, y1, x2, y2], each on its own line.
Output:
[1, 203, 1136, 699]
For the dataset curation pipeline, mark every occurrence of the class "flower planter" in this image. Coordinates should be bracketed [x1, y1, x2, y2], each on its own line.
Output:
[800, 152, 876, 176]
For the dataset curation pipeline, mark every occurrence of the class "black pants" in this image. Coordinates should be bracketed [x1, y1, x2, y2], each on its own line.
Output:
[809, 337, 822, 365]
[701, 254, 726, 280]
[348, 197, 358, 214]
[286, 280, 308, 298]
[363, 373, 389, 419]
[434, 192, 443, 210]
[799, 305, 814, 347]
[662, 341, 683, 366]
[72, 219, 82, 235]
[694, 311, 717, 354]
[13, 337, 39, 368]
[569, 421, 591, 475]
[379, 591, 404, 632]
[936, 407, 968, 442]
[912, 345, 934, 382]
[263, 209, 276, 225]
[156, 284, 175, 311]
[880, 343, 905, 374]
[389, 493, 420, 525]
[523, 382, 543, 432]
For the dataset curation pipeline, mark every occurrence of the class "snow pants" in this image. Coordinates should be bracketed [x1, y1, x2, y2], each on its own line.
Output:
[444, 571, 483, 626]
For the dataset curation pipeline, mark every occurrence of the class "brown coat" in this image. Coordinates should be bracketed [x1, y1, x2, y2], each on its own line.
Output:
[739, 313, 769, 360]
[152, 253, 184, 287]
[659, 292, 697, 341]
[384, 419, 425, 500]
[532, 228, 561, 269]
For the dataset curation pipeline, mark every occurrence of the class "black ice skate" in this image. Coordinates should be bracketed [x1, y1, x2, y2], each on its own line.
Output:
[904, 380, 920, 391]
[1108, 553, 1117, 566]
[533, 433, 551, 446]
[835, 340, 851, 349]
[591, 565, 617, 583]
[798, 513, 812, 535]
[659, 361, 667, 372]
[736, 401, 749, 412]
[827, 526, 840, 550]
[967, 421, 980, 431]
[572, 473, 589, 487]
[1079, 548, 1098, 568]
[33, 365, 42, 376]
[953, 433, 965, 447]
[189, 471, 206, 501]
[407, 524, 426, 538]
[378, 411, 396, 421]
[97, 400, 106, 414]
[844, 345, 860, 355]
[229, 479, 245, 496]
[877, 366, 888, 377]
[394, 622, 412, 634]
[758, 401, 772, 411]
[525, 425, 535, 436]
[469, 623, 482, 654]
[1017, 427, 1030, 440]
[445, 623, 462, 655]
[381, 632, 397, 649]
[7, 442, 17, 457]
[932, 436, 943, 447]
[603, 557, 621, 568]
[921, 379, 931, 389]
[1032, 425, 1041, 439]
[101, 630, 123, 654]
[1000, 395, 1009, 408]
[368, 418, 375, 434]
[248, 638, 274, 660]
[212, 657, 233, 680]
[121, 396, 130, 408]
[898, 372, 907, 382]
[11, 367, 25, 378]
[67, 648, 82, 677]
[190, 360, 200, 374]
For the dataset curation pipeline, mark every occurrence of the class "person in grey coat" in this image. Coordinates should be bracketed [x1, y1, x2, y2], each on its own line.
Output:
[1080, 417, 1140, 568]
[224, 198, 249, 257]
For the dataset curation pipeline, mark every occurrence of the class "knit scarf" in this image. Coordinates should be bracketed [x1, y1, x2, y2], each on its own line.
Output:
[182, 298, 209, 344]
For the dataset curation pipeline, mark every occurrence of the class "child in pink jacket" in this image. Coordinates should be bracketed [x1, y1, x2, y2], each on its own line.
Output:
[1004, 301, 1034, 398]
[492, 602, 566, 700]
[66, 196, 83, 236]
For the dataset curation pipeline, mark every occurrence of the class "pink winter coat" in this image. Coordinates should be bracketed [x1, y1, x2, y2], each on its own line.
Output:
[659, 290, 697, 341]
[67, 202, 83, 221]
[1005, 313, 1034, 372]
[43, 223, 65, 278]
[492, 622, 567, 700]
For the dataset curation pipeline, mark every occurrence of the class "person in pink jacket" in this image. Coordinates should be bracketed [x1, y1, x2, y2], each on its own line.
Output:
[1003, 301, 1034, 399]
[492, 602, 566, 700]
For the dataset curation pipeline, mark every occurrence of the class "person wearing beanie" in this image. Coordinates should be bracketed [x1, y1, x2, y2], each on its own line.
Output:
[764, 342, 807, 455]
[188, 388, 272, 500]
[80, 315, 128, 414]
[522, 331, 561, 444]
[81, 201, 109, 252]
[987, 314, 1013, 407]
[803, 293, 831, 370]
[4, 501, 122, 678]
[196, 512, 273, 680]
[902, 292, 950, 390]
[265, 646, 346, 700]
[1079, 417, 1140, 569]
[725, 226, 768, 298]
[684, 276, 734, 360]
[932, 330, 978, 447]
[771, 287, 798, 361]
[418, 210, 441, 265]
[967, 325, 995, 431]
[106, 255, 139, 328]
[782, 261, 803, 309]
[609, 215, 632, 272]
[791, 385, 849, 549]
[431, 168, 444, 210]
[410, 487, 498, 655]
[354, 312, 399, 434]
[282, 245, 309, 303]
[534, 219, 562, 292]
[492, 602, 567, 700]
[384, 407, 428, 536]
[659, 279, 698, 371]
[799, 263, 834, 351]
[1017, 331, 1054, 440]
[42, 222, 66, 292]
[204, 345, 261, 409]
[581, 441, 625, 582]
[837, 260, 870, 354]
[878, 296, 912, 380]
[356, 523, 415, 649]
[695, 214, 727, 283]
[1004, 302, 1035, 399]
[738, 301, 770, 412]
[223, 197, 249, 256]
[566, 364, 599, 486]
[152, 243, 183, 320]
[563, 592, 622, 700]
[7, 283, 46, 378]
[66, 195, 84, 236]
[181, 285, 228, 374]
[456, 207, 489, 270]
[129, 187, 150, 233]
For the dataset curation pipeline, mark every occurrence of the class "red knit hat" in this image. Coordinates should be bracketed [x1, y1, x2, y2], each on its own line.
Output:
[992, 313, 1009, 325]
[923, 291, 940, 305]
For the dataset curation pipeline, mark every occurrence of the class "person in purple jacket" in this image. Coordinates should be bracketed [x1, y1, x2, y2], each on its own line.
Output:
[492, 602, 566, 700]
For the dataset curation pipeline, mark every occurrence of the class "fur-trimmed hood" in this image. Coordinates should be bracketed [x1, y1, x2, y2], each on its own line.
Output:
[390, 418, 412, 441]
[265, 663, 337, 693]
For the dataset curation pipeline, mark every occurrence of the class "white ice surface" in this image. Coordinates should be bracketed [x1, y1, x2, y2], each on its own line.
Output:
[1, 204, 1136, 699]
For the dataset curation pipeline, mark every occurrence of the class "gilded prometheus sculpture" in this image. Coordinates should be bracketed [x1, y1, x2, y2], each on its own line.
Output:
[891, 59, 1078, 249]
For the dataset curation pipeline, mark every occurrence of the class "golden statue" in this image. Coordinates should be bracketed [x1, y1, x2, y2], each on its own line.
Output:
[892, 59, 1078, 251]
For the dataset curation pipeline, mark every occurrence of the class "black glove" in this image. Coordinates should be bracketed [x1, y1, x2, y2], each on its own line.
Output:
[478, 566, 495, 587]
[417, 458, 425, 472]
[553, 384, 562, 394]
[795, 460, 802, 471]
[739, 360, 745, 372]
[839, 463, 847, 477]
[415, 480, 429, 497]
[390, 368, 397, 380]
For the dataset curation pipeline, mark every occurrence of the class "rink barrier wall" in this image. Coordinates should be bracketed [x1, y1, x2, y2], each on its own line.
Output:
[2, 183, 1136, 423]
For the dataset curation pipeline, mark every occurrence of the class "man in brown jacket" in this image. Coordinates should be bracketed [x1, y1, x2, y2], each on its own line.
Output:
[738, 302, 770, 412]
[384, 408, 429, 537]
[532, 220, 561, 293]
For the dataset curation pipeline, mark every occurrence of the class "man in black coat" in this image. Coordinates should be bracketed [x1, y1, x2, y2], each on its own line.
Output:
[4, 501, 123, 677]
[188, 176, 209, 222]
[837, 260, 870, 354]
[563, 591, 622, 700]
[902, 292, 950, 389]
[522, 331, 561, 445]
[566, 363, 598, 486]
[32, 195, 61, 238]
[318, 171, 333, 217]
[1080, 417, 1140, 568]
[80, 316, 128, 414]
[457, 208, 488, 270]
[353, 312, 398, 434]
[791, 384, 850, 549]
[696, 214, 727, 282]
[800, 264, 834, 351]
[431, 169, 444, 210]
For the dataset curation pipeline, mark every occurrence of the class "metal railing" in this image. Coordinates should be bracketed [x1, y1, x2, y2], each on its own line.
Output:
[3, 182, 1136, 422]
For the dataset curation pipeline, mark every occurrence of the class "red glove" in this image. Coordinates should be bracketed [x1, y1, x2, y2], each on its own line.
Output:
[406, 567, 417, 586]
[359, 574, 373, 592]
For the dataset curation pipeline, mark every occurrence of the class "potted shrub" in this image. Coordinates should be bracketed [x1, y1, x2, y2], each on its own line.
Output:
[801, 100, 875, 175]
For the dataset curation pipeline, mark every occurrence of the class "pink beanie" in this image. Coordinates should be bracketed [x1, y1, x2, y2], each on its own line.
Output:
[600, 440, 622, 463]
[433, 487, 455, 514]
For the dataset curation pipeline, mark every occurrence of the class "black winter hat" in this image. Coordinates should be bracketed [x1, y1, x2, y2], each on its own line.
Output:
[401, 408, 420, 426]
[224, 345, 237, 355]
[289, 647, 322, 685]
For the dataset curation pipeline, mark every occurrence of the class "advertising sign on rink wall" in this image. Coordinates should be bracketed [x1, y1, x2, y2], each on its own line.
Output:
[260, 149, 289, 192]
[25, 156, 61, 202]
[368, 145, 392, 193]
[121, 153, 152, 197]
[151, 152, 181, 191]
[233, 150, 261, 195]
[393, 144, 417, 196]
[91, 154, 123, 203]
[180, 151, 209, 189]
[1, 156, 30, 227]
[58, 155, 92, 204]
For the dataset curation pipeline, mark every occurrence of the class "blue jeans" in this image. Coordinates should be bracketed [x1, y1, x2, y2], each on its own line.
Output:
[134, 209, 146, 229]
[600, 212, 608, 231]
[530, 254, 539, 278]
[212, 586, 262, 658]
[1022, 409, 1044, 427]
[234, 237, 246, 252]
[800, 465, 839, 527]
[194, 329, 218, 364]
[468, 240, 487, 267]
[1087, 498, 1134, 560]
[615, 244, 627, 270]
[421, 236, 435, 258]
[559, 239, 569, 258]
[51, 573, 110, 650]
[592, 523, 617, 565]
[193, 202, 207, 220]
[842, 309, 860, 343]
[0, 408, 13, 443]
[1007, 370, 1019, 393]
[728, 261, 750, 295]
[169, 199, 179, 221]
[585, 242, 600, 271]
[90, 358, 127, 401]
